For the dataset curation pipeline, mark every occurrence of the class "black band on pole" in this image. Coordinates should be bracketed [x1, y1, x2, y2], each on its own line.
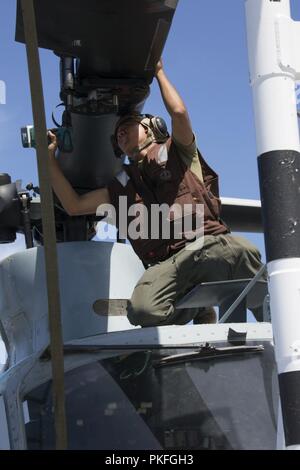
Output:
[279, 371, 300, 447]
[258, 150, 300, 262]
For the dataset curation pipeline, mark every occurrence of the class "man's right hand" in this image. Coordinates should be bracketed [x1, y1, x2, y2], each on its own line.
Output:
[48, 130, 57, 153]
[155, 58, 163, 77]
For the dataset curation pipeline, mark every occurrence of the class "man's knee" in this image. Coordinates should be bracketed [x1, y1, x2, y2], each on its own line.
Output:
[247, 244, 262, 262]
[234, 237, 263, 269]
[127, 289, 172, 327]
[234, 236, 261, 259]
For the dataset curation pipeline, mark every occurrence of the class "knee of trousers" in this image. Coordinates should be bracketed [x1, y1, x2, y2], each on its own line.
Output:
[236, 239, 262, 265]
[127, 287, 174, 327]
[245, 247, 264, 272]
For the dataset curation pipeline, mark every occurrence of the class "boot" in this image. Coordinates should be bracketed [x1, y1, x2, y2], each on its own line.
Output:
[193, 306, 217, 324]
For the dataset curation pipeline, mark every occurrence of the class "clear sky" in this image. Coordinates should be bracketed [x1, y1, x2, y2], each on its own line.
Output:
[0, 0, 299, 262]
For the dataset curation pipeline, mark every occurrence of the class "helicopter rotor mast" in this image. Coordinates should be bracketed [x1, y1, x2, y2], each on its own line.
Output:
[245, 0, 300, 450]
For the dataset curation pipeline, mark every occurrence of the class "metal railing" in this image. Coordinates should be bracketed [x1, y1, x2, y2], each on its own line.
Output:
[218, 264, 267, 323]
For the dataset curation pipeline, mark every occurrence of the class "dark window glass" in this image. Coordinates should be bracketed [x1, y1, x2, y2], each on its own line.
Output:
[24, 343, 278, 450]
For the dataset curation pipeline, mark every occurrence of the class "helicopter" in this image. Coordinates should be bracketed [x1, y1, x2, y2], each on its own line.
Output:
[0, 0, 300, 451]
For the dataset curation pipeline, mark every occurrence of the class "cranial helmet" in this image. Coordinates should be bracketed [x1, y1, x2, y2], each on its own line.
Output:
[111, 113, 169, 158]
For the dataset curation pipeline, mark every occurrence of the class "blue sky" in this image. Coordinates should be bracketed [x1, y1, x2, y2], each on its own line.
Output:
[0, 0, 299, 261]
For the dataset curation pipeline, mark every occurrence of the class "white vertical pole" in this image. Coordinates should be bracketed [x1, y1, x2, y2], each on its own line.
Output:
[245, 0, 300, 450]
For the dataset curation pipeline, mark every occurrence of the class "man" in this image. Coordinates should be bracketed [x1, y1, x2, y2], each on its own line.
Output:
[48, 60, 264, 327]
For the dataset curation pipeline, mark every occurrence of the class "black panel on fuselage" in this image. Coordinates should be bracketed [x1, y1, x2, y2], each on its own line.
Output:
[15, 0, 178, 80]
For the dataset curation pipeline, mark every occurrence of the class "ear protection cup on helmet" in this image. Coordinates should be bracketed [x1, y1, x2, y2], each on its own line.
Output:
[144, 114, 169, 141]
[151, 117, 169, 141]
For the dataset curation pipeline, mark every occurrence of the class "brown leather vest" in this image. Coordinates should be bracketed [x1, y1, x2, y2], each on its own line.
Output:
[107, 139, 229, 264]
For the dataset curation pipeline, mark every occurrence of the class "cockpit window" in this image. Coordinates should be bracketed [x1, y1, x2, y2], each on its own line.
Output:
[24, 343, 278, 450]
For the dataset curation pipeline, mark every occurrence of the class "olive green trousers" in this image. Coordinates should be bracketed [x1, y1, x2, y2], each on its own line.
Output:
[127, 234, 265, 327]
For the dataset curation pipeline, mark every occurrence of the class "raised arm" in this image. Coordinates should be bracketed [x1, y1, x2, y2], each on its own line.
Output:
[48, 131, 110, 216]
[155, 59, 194, 146]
